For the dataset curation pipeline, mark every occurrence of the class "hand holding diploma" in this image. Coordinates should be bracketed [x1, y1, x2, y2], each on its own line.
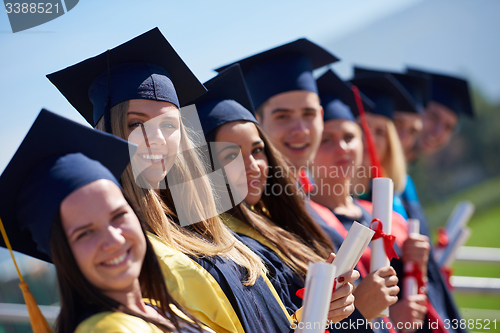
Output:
[402, 220, 430, 281]
[353, 266, 399, 320]
[369, 178, 398, 317]
[331, 222, 374, 289]
[295, 253, 358, 328]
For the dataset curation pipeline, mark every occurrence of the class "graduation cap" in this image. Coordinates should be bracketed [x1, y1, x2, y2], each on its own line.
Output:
[0, 109, 135, 262]
[350, 72, 418, 120]
[317, 69, 375, 122]
[215, 38, 339, 110]
[354, 66, 429, 113]
[406, 67, 473, 117]
[193, 64, 258, 137]
[47, 27, 207, 128]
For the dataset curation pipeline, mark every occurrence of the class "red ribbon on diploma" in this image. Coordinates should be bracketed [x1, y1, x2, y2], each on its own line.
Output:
[406, 262, 426, 293]
[295, 279, 338, 300]
[370, 219, 399, 262]
[436, 227, 449, 248]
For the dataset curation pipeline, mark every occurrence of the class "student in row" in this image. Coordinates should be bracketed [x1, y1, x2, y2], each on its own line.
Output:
[0, 109, 213, 333]
[48, 28, 292, 333]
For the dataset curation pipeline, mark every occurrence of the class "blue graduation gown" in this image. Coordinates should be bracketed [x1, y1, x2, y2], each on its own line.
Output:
[223, 214, 372, 333]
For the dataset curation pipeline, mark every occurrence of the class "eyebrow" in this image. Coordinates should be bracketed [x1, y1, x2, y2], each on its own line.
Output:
[127, 112, 179, 120]
[69, 223, 92, 238]
[217, 144, 240, 156]
[252, 140, 264, 146]
[270, 107, 318, 115]
[271, 108, 292, 115]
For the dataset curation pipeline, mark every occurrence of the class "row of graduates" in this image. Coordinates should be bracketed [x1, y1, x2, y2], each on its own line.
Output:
[0, 27, 472, 333]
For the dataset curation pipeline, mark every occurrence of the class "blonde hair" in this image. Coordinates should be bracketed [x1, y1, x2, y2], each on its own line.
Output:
[382, 120, 407, 193]
[96, 101, 264, 285]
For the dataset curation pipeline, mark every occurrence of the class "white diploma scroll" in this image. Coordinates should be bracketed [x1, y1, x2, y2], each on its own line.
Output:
[370, 177, 394, 317]
[440, 227, 471, 267]
[331, 222, 374, 289]
[445, 201, 475, 246]
[297, 262, 337, 333]
[434, 202, 474, 264]
[403, 219, 420, 298]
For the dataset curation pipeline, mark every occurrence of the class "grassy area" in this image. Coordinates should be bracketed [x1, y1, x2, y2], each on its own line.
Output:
[421, 178, 500, 331]
[424, 175, 500, 235]
[442, 200, 500, 331]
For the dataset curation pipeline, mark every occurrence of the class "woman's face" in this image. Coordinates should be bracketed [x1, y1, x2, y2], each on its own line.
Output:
[60, 179, 146, 295]
[126, 99, 181, 189]
[362, 113, 390, 163]
[314, 119, 363, 180]
[215, 121, 269, 207]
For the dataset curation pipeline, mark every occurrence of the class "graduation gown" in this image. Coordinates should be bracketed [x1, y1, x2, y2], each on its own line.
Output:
[75, 304, 215, 333]
[222, 213, 372, 333]
[149, 233, 292, 333]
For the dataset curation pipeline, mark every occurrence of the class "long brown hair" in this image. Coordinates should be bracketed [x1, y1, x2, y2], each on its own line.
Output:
[50, 202, 203, 333]
[96, 101, 264, 285]
[208, 123, 335, 277]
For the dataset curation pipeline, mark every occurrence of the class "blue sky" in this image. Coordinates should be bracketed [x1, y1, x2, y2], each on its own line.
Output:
[0, 0, 424, 173]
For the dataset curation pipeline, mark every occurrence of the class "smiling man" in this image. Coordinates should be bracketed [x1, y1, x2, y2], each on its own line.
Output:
[215, 38, 339, 171]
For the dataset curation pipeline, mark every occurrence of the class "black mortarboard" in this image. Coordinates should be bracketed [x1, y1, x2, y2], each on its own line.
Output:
[350, 72, 418, 120]
[215, 38, 339, 110]
[406, 67, 473, 117]
[193, 64, 258, 137]
[47, 28, 207, 128]
[317, 69, 375, 122]
[354, 66, 429, 113]
[0, 109, 135, 262]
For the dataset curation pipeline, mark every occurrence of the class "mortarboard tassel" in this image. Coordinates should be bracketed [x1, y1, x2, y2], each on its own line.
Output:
[0, 217, 52, 333]
[352, 85, 384, 178]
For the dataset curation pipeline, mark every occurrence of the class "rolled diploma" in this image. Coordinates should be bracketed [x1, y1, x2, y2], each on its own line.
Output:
[297, 262, 337, 333]
[440, 227, 471, 267]
[370, 177, 394, 317]
[445, 201, 474, 246]
[403, 219, 420, 298]
[331, 222, 374, 289]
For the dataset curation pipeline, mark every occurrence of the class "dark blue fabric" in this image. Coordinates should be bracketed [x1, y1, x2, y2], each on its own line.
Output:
[317, 69, 374, 120]
[190, 248, 292, 333]
[354, 67, 429, 113]
[323, 97, 356, 122]
[19, 153, 120, 258]
[406, 68, 473, 117]
[0, 109, 133, 262]
[89, 62, 179, 125]
[236, 228, 373, 333]
[236, 234, 303, 315]
[215, 38, 339, 110]
[47, 28, 207, 127]
[350, 74, 418, 119]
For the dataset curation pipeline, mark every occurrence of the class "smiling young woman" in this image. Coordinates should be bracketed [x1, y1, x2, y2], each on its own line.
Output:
[48, 29, 293, 333]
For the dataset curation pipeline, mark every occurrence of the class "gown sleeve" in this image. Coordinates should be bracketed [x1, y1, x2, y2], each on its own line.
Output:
[148, 232, 245, 333]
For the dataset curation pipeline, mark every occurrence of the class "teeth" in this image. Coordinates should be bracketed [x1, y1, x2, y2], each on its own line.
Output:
[103, 252, 127, 266]
[141, 154, 164, 160]
[288, 143, 307, 149]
